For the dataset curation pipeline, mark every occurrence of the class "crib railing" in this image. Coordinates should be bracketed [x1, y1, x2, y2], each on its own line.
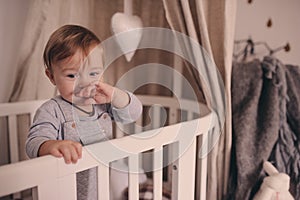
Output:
[0, 95, 214, 200]
[0, 100, 46, 164]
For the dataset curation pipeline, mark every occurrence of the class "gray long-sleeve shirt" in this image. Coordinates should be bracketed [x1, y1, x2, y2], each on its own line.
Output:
[26, 93, 142, 158]
[25, 93, 142, 200]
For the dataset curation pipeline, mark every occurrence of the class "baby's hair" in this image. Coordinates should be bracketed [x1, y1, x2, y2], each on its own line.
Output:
[43, 24, 101, 72]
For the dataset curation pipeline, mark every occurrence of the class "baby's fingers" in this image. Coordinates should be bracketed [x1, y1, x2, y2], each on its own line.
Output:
[49, 148, 63, 158]
[70, 148, 80, 164]
[95, 83, 114, 96]
[94, 93, 109, 104]
[72, 142, 82, 159]
[60, 148, 72, 164]
[61, 145, 81, 164]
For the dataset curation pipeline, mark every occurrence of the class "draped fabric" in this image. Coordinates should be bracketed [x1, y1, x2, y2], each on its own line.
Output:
[162, 0, 236, 199]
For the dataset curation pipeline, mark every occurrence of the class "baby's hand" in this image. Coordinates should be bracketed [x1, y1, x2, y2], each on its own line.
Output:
[94, 82, 130, 108]
[73, 81, 130, 107]
[73, 81, 116, 105]
[93, 82, 114, 104]
[38, 140, 82, 164]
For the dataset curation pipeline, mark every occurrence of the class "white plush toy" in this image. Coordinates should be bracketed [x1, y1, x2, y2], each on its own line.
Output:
[253, 161, 294, 200]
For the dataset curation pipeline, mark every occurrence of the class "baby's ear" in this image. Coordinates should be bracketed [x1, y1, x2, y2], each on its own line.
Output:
[45, 69, 56, 85]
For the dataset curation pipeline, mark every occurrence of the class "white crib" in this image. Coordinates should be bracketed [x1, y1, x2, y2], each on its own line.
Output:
[0, 95, 214, 200]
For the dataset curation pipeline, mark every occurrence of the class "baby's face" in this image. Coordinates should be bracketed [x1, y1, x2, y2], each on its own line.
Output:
[51, 45, 104, 105]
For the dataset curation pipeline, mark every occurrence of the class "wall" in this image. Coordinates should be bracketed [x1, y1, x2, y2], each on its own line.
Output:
[235, 0, 300, 66]
[0, 0, 30, 103]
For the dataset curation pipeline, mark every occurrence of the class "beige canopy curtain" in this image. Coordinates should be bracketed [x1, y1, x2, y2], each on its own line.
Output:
[162, 0, 236, 200]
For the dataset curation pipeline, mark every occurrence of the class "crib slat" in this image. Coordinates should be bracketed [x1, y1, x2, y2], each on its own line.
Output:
[168, 108, 177, 125]
[135, 114, 144, 170]
[196, 131, 209, 200]
[176, 138, 197, 200]
[168, 108, 178, 190]
[134, 110, 143, 134]
[32, 187, 38, 200]
[58, 174, 76, 200]
[98, 163, 110, 200]
[128, 155, 139, 200]
[37, 180, 58, 200]
[171, 143, 179, 200]
[8, 115, 19, 163]
[152, 105, 160, 129]
[153, 147, 163, 200]
[187, 111, 194, 121]
[8, 115, 21, 200]
[116, 124, 124, 138]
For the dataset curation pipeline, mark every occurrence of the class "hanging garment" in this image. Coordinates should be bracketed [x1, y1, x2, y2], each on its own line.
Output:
[269, 63, 300, 199]
[228, 57, 282, 200]
[228, 56, 300, 200]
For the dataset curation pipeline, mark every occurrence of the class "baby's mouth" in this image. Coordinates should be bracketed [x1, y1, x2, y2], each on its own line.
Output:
[72, 95, 96, 105]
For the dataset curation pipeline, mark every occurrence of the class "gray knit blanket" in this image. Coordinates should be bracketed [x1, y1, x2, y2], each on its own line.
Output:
[228, 56, 300, 200]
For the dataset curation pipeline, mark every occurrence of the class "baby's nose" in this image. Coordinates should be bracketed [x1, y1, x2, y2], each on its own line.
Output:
[76, 75, 91, 88]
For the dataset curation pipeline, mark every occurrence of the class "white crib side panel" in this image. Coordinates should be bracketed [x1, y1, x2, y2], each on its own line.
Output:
[0, 99, 213, 200]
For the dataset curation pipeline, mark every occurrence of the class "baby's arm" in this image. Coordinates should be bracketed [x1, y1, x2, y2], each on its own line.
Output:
[26, 100, 83, 164]
[39, 140, 82, 164]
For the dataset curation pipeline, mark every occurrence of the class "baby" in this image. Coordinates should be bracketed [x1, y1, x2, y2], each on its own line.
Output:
[26, 24, 143, 200]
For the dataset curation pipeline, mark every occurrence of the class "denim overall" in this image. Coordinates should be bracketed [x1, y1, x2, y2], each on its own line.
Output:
[53, 97, 113, 200]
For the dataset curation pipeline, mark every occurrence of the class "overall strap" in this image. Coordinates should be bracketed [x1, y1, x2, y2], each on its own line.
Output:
[51, 96, 75, 123]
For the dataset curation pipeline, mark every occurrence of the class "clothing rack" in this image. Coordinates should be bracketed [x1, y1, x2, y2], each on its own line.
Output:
[233, 38, 290, 60]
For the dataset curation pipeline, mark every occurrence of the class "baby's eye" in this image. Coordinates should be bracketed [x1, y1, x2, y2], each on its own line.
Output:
[89, 71, 100, 77]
